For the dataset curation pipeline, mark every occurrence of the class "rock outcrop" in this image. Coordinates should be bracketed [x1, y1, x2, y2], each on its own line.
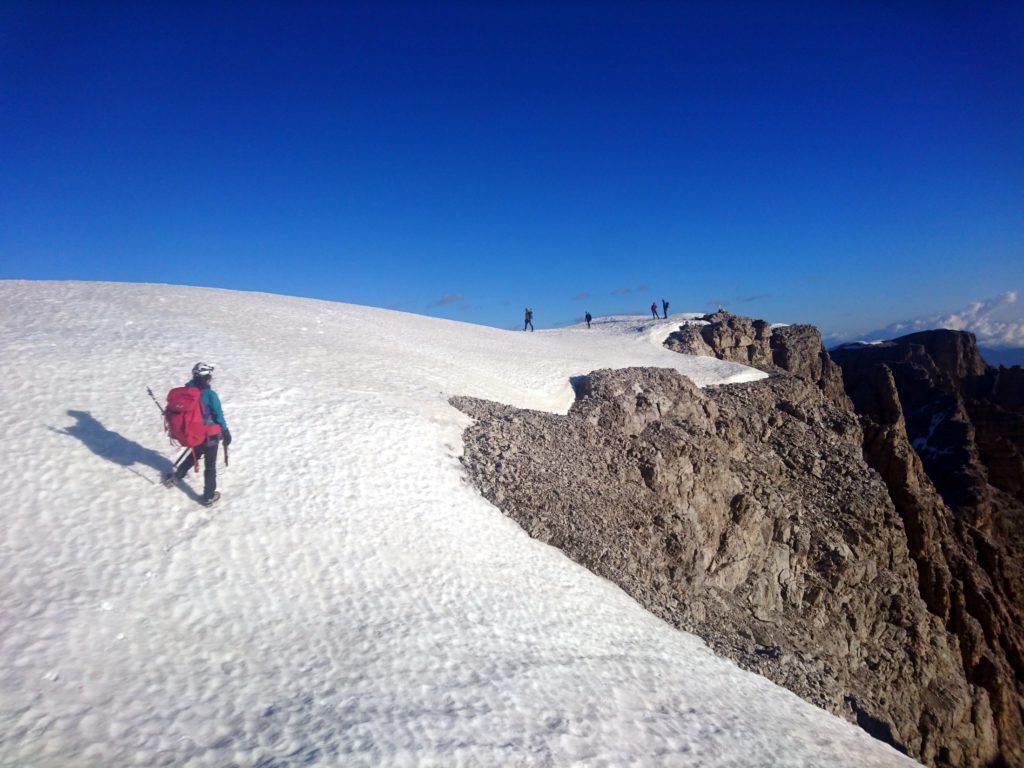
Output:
[453, 311, 1024, 765]
[664, 314, 1023, 763]
[665, 311, 850, 408]
[833, 332, 1024, 766]
[453, 369, 992, 765]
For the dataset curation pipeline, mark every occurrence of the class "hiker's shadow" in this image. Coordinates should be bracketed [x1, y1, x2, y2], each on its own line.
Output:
[51, 410, 202, 500]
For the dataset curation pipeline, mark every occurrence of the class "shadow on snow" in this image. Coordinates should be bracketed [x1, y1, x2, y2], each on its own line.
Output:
[51, 410, 201, 500]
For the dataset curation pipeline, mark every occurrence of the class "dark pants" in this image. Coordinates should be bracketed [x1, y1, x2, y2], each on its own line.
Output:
[176, 437, 219, 499]
[651, 309, 658, 318]
[525, 319, 533, 331]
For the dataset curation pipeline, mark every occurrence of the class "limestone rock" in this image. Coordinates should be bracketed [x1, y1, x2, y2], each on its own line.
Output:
[667, 316, 1023, 764]
[665, 311, 850, 409]
[833, 332, 1024, 766]
[453, 369, 993, 765]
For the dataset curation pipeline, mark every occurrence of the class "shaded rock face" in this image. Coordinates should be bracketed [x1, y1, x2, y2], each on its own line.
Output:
[968, 366, 1024, 505]
[670, 316, 1023, 763]
[665, 311, 850, 408]
[833, 334, 991, 517]
[833, 332, 1024, 766]
[453, 369, 996, 766]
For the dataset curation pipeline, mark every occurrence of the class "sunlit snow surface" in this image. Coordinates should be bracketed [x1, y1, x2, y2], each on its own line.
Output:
[0, 282, 913, 767]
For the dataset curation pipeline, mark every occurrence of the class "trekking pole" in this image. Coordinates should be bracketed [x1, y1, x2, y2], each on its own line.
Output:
[148, 387, 180, 461]
[146, 387, 165, 415]
[223, 442, 229, 468]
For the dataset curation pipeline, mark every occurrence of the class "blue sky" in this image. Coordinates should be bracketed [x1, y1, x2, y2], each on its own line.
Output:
[2, 2, 1022, 336]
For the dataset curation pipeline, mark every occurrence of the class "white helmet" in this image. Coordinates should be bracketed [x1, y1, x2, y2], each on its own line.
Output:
[191, 362, 214, 379]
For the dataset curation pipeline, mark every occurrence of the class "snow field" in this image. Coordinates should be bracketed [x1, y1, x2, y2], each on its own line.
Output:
[0, 281, 913, 766]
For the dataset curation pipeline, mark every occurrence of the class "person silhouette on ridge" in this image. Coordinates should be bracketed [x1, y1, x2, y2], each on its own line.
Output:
[662, 299, 670, 319]
[585, 311, 592, 329]
[650, 301, 659, 319]
[524, 307, 534, 332]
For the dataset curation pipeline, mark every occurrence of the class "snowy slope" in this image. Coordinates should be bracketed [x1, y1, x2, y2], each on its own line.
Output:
[0, 281, 914, 767]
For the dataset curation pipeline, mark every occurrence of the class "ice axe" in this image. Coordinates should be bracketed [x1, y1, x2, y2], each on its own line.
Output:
[146, 386, 165, 415]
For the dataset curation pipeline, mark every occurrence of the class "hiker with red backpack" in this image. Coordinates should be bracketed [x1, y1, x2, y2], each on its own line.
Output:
[160, 362, 231, 507]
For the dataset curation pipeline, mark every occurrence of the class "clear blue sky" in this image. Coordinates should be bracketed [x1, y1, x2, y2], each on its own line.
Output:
[2, 2, 1022, 335]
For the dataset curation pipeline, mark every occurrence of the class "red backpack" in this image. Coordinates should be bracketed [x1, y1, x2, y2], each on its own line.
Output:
[165, 387, 208, 450]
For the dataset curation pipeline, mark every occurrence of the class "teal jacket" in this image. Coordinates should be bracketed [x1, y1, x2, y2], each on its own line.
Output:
[187, 379, 228, 432]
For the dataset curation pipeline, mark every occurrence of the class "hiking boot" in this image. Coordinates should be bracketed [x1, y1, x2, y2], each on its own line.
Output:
[199, 491, 221, 508]
[161, 473, 179, 488]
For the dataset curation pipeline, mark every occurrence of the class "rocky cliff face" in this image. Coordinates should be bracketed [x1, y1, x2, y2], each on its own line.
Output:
[664, 313, 1023, 763]
[833, 332, 1024, 766]
[452, 313, 1024, 765]
[665, 311, 850, 408]
[453, 369, 991, 765]
[968, 365, 1024, 505]
[667, 315, 1023, 763]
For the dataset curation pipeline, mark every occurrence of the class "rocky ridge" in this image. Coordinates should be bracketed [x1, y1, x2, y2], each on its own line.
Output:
[832, 332, 1024, 766]
[453, 369, 982, 765]
[665, 310, 850, 408]
[452, 312, 1023, 766]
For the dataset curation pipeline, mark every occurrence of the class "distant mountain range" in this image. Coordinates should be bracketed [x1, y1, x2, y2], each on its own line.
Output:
[827, 291, 1024, 368]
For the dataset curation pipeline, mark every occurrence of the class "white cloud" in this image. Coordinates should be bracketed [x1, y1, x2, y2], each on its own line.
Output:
[875, 292, 1024, 348]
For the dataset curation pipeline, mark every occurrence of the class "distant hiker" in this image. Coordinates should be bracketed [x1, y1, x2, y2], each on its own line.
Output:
[585, 311, 592, 329]
[662, 299, 670, 319]
[524, 307, 534, 332]
[162, 362, 231, 507]
[650, 301, 659, 319]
